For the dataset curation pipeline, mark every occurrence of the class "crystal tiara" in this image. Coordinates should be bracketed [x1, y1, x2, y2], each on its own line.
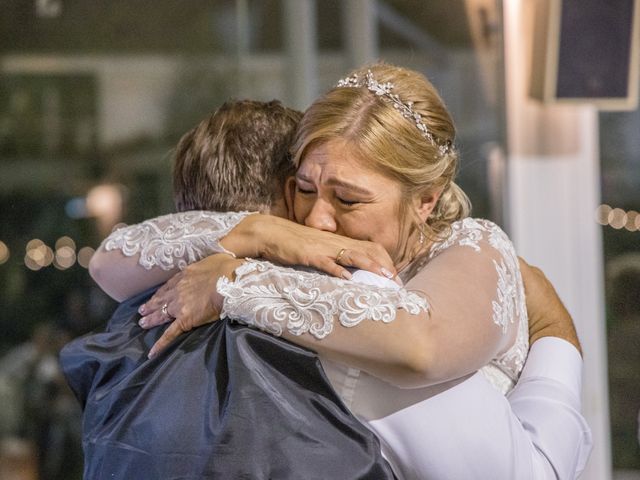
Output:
[335, 70, 453, 156]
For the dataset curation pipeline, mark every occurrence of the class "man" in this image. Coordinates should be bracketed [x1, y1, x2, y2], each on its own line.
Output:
[63, 100, 396, 479]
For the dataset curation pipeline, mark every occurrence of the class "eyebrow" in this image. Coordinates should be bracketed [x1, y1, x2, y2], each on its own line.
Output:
[296, 173, 374, 196]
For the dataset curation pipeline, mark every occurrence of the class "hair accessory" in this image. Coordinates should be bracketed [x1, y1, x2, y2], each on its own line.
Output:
[336, 70, 452, 156]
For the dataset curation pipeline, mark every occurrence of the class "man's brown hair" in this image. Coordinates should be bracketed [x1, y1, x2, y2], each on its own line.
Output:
[173, 100, 301, 212]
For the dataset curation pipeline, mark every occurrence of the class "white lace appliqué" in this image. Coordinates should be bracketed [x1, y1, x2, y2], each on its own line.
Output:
[429, 218, 529, 394]
[103, 211, 251, 271]
[217, 260, 429, 340]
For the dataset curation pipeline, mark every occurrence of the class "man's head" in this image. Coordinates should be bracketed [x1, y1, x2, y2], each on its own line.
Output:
[173, 100, 302, 216]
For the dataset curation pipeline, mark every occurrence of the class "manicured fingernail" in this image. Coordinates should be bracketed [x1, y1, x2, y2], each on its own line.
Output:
[138, 317, 147, 328]
[381, 268, 394, 278]
[138, 304, 146, 315]
[148, 349, 156, 359]
[341, 270, 352, 280]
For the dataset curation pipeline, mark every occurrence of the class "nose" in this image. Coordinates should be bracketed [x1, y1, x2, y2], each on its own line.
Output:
[304, 198, 337, 232]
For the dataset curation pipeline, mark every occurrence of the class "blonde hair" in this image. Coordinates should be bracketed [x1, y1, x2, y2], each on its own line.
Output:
[291, 63, 471, 245]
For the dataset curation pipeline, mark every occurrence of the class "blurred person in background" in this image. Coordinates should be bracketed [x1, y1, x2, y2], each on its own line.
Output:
[0, 322, 82, 480]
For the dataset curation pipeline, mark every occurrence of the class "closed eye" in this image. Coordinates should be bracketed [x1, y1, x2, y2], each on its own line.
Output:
[337, 197, 359, 207]
[296, 185, 316, 195]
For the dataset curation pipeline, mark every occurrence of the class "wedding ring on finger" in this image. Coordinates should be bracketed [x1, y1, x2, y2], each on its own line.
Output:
[335, 248, 347, 264]
[161, 303, 175, 321]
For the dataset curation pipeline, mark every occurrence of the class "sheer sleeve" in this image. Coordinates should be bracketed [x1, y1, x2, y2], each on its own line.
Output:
[90, 211, 252, 301]
[216, 218, 528, 390]
[217, 260, 428, 339]
[103, 210, 252, 270]
[403, 218, 529, 391]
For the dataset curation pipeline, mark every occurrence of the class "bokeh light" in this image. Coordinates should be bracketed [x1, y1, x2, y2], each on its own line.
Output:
[624, 210, 638, 232]
[24, 253, 42, 271]
[55, 236, 76, 251]
[77, 246, 95, 268]
[25, 242, 54, 269]
[608, 208, 627, 230]
[26, 238, 45, 252]
[54, 245, 76, 270]
[595, 204, 611, 226]
[595, 204, 639, 232]
[86, 184, 123, 220]
[0, 241, 9, 265]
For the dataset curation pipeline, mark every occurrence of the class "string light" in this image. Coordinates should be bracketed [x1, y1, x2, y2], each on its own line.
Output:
[21, 237, 96, 270]
[0, 241, 9, 265]
[77, 247, 95, 268]
[55, 236, 76, 251]
[54, 245, 76, 270]
[595, 204, 611, 226]
[596, 204, 639, 232]
[26, 239, 45, 252]
[24, 254, 42, 271]
[624, 210, 638, 232]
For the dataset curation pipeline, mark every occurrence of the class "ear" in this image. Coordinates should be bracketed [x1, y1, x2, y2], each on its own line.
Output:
[415, 188, 443, 223]
[284, 176, 297, 221]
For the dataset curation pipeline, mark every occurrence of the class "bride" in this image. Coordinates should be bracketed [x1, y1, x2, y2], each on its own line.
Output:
[87, 63, 589, 479]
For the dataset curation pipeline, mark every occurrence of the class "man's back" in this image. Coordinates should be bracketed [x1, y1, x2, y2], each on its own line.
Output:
[61, 287, 396, 479]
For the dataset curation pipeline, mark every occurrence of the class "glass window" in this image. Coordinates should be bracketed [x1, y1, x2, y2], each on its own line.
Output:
[600, 108, 640, 471]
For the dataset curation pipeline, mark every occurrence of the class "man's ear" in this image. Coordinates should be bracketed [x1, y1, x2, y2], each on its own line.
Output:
[416, 188, 443, 223]
[284, 176, 297, 221]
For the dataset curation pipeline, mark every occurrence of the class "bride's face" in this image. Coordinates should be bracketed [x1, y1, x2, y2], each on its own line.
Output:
[290, 139, 416, 264]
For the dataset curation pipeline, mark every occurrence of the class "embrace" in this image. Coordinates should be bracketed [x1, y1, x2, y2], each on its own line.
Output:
[61, 63, 592, 479]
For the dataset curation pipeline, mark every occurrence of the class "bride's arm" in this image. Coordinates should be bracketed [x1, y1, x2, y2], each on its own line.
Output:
[89, 211, 254, 301]
[90, 211, 396, 301]
[143, 221, 524, 389]
[222, 241, 518, 388]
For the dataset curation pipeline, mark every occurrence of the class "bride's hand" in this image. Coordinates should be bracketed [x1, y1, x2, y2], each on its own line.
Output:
[137, 254, 244, 357]
[221, 214, 396, 280]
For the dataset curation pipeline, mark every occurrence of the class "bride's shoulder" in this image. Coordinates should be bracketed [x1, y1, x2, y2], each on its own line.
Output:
[429, 217, 514, 259]
[449, 217, 506, 235]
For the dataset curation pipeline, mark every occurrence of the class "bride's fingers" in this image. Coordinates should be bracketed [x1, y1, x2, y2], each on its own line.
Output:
[148, 320, 188, 358]
[142, 294, 167, 314]
[143, 280, 180, 312]
[360, 243, 396, 275]
[312, 256, 352, 280]
[338, 249, 395, 279]
[139, 274, 182, 315]
[139, 300, 177, 329]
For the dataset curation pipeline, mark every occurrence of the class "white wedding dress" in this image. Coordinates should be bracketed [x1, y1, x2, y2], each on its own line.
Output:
[104, 212, 529, 479]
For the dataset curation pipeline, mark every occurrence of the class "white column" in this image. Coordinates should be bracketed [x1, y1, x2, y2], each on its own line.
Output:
[282, 0, 318, 110]
[343, 0, 378, 69]
[503, 2, 612, 479]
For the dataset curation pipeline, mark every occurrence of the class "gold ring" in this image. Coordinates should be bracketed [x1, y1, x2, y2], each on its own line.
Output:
[335, 248, 347, 263]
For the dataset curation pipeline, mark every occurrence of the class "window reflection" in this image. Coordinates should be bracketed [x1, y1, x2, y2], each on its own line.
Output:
[600, 109, 640, 470]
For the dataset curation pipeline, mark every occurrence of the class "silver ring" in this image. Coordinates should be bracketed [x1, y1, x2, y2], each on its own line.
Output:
[161, 303, 171, 319]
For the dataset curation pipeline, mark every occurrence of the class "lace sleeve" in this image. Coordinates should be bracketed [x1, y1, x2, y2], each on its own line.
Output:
[217, 260, 429, 339]
[408, 217, 529, 392]
[102, 210, 252, 271]
[217, 218, 527, 390]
